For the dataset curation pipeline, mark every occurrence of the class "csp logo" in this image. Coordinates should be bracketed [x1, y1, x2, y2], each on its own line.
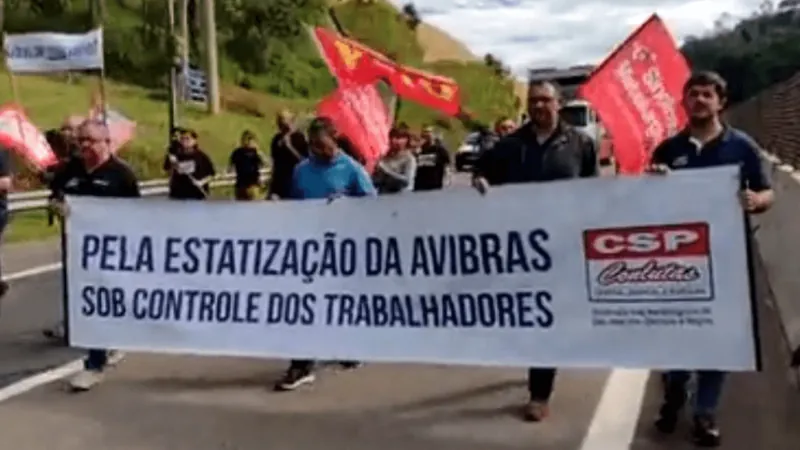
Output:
[581, 223, 714, 303]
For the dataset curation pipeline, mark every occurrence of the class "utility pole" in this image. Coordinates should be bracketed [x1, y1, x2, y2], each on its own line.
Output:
[167, 0, 179, 133]
[179, 0, 190, 73]
[201, 0, 220, 114]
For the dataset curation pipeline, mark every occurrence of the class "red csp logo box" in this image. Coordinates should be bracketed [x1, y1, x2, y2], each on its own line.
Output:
[582, 223, 714, 303]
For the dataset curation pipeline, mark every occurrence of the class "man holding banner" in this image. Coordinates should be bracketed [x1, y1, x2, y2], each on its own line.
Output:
[48, 120, 141, 391]
[274, 116, 376, 391]
[648, 71, 774, 448]
[472, 80, 598, 422]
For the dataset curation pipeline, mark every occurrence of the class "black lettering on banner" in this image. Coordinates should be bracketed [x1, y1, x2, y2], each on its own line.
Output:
[323, 290, 554, 329]
[409, 230, 552, 276]
[81, 285, 126, 318]
[365, 237, 402, 277]
[131, 288, 262, 323]
[81, 234, 154, 273]
[265, 293, 316, 325]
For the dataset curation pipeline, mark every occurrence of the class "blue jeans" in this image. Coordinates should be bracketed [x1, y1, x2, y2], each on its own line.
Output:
[84, 349, 108, 372]
[664, 370, 727, 416]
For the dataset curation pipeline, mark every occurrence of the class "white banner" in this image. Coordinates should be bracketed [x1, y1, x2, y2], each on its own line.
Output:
[4, 28, 104, 73]
[65, 166, 757, 370]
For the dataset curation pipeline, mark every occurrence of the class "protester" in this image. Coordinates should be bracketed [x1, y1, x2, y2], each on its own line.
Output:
[414, 124, 451, 191]
[164, 128, 216, 200]
[373, 125, 416, 194]
[274, 116, 376, 392]
[42, 116, 87, 342]
[472, 80, 598, 422]
[0, 145, 11, 303]
[648, 71, 774, 448]
[229, 130, 266, 200]
[48, 119, 141, 391]
[268, 109, 308, 200]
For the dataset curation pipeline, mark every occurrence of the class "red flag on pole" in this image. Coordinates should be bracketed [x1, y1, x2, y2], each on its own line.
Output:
[578, 15, 690, 174]
[316, 84, 391, 173]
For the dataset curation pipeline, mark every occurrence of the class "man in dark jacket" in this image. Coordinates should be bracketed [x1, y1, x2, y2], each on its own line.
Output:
[472, 80, 598, 423]
[268, 109, 308, 199]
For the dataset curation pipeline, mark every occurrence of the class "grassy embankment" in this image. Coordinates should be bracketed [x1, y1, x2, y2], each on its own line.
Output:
[5, 0, 518, 243]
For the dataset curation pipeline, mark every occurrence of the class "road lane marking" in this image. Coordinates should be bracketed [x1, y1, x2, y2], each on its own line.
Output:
[579, 369, 650, 450]
[0, 360, 83, 403]
[1, 262, 80, 403]
[5, 263, 62, 281]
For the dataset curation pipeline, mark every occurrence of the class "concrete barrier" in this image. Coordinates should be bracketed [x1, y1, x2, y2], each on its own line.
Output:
[752, 152, 800, 368]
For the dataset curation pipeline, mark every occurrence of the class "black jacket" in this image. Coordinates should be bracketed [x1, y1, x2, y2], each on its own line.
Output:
[474, 122, 598, 185]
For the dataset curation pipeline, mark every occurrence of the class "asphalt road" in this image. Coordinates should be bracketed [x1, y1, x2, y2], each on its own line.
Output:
[0, 172, 799, 449]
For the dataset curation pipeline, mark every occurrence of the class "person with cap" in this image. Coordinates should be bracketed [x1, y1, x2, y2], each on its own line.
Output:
[268, 109, 308, 200]
[274, 116, 376, 392]
[48, 119, 141, 391]
[164, 128, 216, 200]
[372, 124, 417, 194]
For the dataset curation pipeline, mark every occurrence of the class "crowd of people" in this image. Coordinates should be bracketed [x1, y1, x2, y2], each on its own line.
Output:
[0, 69, 779, 448]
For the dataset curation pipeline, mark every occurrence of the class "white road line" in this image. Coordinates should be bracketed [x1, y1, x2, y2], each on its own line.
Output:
[4, 262, 62, 281]
[0, 262, 82, 404]
[578, 369, 651, 450]
[0, 360, 83, 403]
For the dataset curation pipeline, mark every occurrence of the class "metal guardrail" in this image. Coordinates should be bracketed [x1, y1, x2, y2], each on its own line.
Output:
[8, 168, 272, 213]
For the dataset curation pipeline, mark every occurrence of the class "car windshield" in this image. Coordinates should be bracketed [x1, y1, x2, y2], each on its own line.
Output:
[462, 133, 481, 145]
[560, 105, 589, 127]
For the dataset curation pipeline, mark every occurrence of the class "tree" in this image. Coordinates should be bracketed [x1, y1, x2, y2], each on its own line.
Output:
[402, 3, 421, 30]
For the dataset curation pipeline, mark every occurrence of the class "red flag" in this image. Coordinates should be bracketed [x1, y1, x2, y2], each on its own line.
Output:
[317, 84, 391, 173]
[578, 15, 690, 174]
[89, 105, 137, 153]
[312, 27, 462, 117]
[0, 105, 57, 169]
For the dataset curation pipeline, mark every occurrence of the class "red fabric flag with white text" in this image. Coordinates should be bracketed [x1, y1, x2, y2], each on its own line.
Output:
[0, 105, 57, 169]
[316, 83, 391, 173]
[578, 14, 690, 174]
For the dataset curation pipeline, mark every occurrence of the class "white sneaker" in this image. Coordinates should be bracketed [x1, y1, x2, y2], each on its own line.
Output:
[69, 369, 104, 392]
[107, 350, 125, 366]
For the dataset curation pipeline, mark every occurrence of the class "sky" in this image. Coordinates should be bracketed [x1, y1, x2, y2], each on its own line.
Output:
[389, 0, 763, 74]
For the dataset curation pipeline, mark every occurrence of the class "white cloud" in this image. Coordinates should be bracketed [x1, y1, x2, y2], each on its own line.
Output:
[389, 0, 762, 73]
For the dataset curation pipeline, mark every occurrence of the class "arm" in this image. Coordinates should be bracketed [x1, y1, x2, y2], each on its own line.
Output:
[741, 136, 774, 214]
[0, 150, 11, 193]
[580, 138, 599, 178]
[290, 132, 309, 158]
[376, 156, 416, 190]
[288, 165, 303, 200]
[351, 164, 378, 197]
[196, 152, 216, 186]
[121, 167, 142, 198]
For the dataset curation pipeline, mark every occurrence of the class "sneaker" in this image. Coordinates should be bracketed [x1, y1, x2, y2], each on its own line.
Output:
[692, 415, 721, 447]
[654, 403, 680, 434]
[522, 400, 549, 422]
[339, 361, 363, 370]
[273, 368, 315, 392]
[42, 323, 65, 342]
[69, 369, 104, 392]
[107, 350, 125, 367]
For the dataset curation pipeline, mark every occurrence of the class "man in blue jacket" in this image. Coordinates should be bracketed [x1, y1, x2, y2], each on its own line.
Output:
[274, 116, 377, 391]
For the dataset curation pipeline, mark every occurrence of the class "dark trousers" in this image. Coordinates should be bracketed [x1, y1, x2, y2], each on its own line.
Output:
[289, 359, 314, 372]
[84, 349, 108, 371]
[528, 367, 557, 402]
